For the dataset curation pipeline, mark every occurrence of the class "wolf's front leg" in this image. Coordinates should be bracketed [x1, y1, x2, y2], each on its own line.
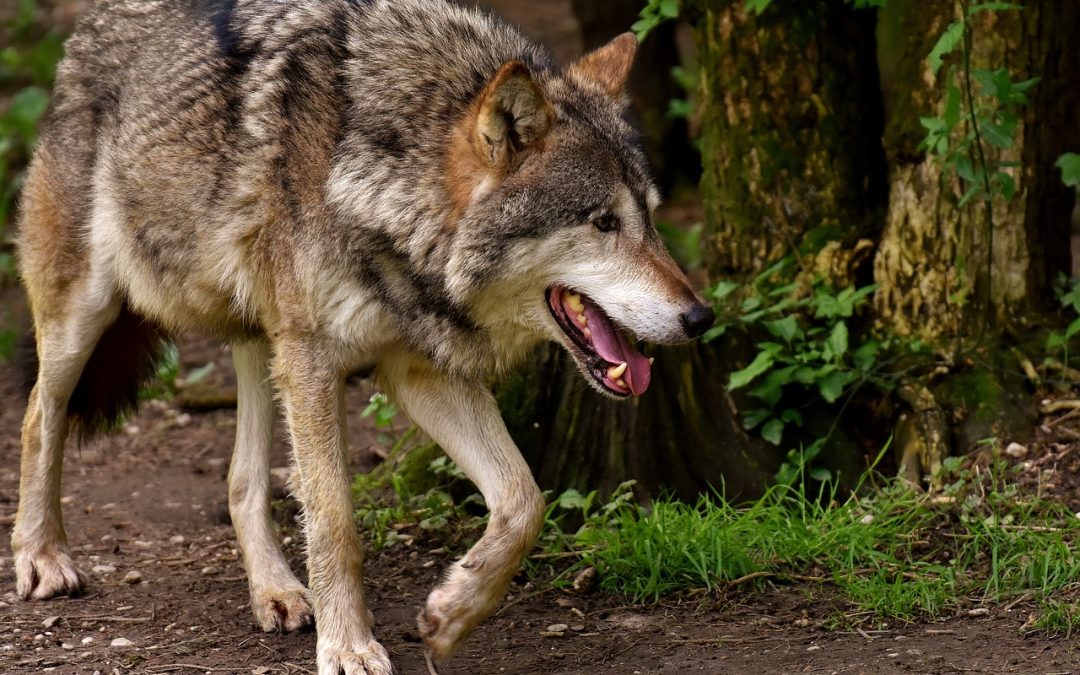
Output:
[272, 340, 392, 675]
[381, 351, 546, 661]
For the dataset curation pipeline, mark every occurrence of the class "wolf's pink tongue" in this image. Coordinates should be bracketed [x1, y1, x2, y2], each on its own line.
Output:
[580, 303, 652, 396]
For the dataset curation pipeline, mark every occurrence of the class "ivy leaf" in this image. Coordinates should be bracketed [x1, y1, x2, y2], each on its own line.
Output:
[980, 119, 1015, 150]
[728, 350, 774, 390]
[1056, 153, 1080, 187]
[826, 321, 849, 359]
[809, 467, 833, 482]
[658, 0, 680, 18]
[761, 418, 785, 445]
[764, 316, 800, 342]
[819, 370, 856, 404]
[928, 21, 965, 75]
[742, 408, 771, 430]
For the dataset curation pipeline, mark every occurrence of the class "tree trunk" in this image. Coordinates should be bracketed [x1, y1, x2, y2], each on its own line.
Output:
[873, 0, 1080, 341]
[695, 0, 887, 277]
[873, 1, 1079, 482]
[501, 0, 888, 500]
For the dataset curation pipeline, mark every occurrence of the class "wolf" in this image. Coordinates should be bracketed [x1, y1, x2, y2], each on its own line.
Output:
[11, 0, 715, 672]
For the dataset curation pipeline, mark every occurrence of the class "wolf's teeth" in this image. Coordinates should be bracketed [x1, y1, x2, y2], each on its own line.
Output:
[648, 357, 655, 365]
[607, 362, 628, 380]
[583, 327, 592, 339]
[565, 292, 585, 312]
[617, 379, 626, 388]
[577, 313, 588, 326]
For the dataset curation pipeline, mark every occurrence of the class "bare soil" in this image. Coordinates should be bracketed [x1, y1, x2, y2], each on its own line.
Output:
[0, 314, 1076, 675]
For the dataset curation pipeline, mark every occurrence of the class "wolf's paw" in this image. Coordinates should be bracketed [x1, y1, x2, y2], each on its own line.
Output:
[15, 546, 86, 601]
[316, 637, 393, 675]
[251, 584, 315, 633]
[418, 579, 501, 661]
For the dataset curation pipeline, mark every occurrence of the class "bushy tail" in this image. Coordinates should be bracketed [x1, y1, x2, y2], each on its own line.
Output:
[21, 305, 168, 440]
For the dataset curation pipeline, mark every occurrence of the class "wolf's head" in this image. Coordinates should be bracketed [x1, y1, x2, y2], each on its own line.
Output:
[446, 34, 714, 398]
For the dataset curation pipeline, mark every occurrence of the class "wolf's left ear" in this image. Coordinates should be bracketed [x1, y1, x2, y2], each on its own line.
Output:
[472, 61, 553, 174]
[568, 32, 638, 98]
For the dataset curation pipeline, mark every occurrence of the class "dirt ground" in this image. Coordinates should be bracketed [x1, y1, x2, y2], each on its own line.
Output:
[0, 317, 1076, 675]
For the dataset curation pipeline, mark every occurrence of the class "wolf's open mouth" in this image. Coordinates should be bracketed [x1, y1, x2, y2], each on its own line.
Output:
[546, 285, 652, 397]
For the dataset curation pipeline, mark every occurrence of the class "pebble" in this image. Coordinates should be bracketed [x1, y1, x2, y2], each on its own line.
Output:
[201, 566, 220, 576]
[33, 634, 43, 642]
[545, 623, 569, 634]
[860, 514, 875, 525]
[169, 535, 185, 544]
[79, 651, 93, 659]
[123, 571, 143, 585]
[82, 637, 94, 645]
[61, 643, 74, 651]
[133, 540, 153, 549]
[572, 566, 598, 594]
[967, 607, 990, 616]
[42, 616, 61, 629]
[1005, 442, 1028, 458]
[807, 644, 822, 652]
[109, 637, 135, 649]
[92, 565, 117, 574]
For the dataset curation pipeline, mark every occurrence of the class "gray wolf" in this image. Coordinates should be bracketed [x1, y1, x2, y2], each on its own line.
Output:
[11, 0, 714, 672]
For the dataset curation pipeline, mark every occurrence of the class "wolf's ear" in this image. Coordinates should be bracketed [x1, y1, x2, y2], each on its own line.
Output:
[472, 61, 553, 173]
[568, 32, 637, 98]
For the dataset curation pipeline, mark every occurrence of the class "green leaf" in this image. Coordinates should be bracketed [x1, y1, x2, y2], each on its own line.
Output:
[928, 21, 965, 75]
[994, 171, 1016, 201]
[958, 183, 982, 207]
[761, 418, 785, 445]
[701, 323, 729, 344]
[826, 321, 849, 359]
[750, 365, 798, 407]
[744, 0, 773, 14]
[764, 315, 800, 342]
[742, 408, 771, 430]
[809, 467, 833, 482]
[1066, 316, 1080, 340]
[728, 351, 774, 390]
[818, 370, 856, 403]
[780, 408, 803, 426]
[853, 341, 880, 371]
[658, 0, 680, 18]
[944, 71, 961, 131]
[1056, 153, 1080, 187]
[981, 119, 1014, 150]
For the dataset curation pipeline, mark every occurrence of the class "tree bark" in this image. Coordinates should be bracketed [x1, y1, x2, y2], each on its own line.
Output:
[873, 0, 1080, 341]
[695, 0, 887, 277]
[501, 0, 888, 500]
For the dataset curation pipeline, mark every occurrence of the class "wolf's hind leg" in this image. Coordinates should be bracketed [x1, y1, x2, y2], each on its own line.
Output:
[229, 340, 314, 633]
[381, 351, 546, 661]
[13, 280, 121, 601]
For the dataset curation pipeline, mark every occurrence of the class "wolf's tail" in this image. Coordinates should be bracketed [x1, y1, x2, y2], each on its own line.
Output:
[20, 305, 168, 439]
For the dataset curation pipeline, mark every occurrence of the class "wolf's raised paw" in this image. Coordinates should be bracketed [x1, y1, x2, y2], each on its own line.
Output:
[15, 546, 86, 601]
[418, 581, 497, 661]
[317, 638, 393, 675]
[252, 585, 315, 633]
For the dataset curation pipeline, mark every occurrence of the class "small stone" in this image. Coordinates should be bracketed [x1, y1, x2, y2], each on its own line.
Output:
[859, 514, 874, 525]
[123, 571, 142, 585]
[967, 607, 990, 616]
[807, 644, 822, 652]
[92, 565, 116, 574]
[572, 566, 598, 594]
[109, 637, 135, 649]
[201, 566, 220, 576]
[252, 667, 271, 675]
[42, 616, 61, 629]
[545, 623, 569, 633]
[570, 624, 585, 632]
[33, 634, 44, 642]
[61, 642, 75, 651]
[168, 535, 185, 544]
[81, 637, 94, 645]
[422, 560, 435, 568]
[794, 618, 812, 627]
[133, 540, 152, 549]
[60, 496, 75, 505]
[80, 651, 93, 659]
[1005, 442, 1028, 458]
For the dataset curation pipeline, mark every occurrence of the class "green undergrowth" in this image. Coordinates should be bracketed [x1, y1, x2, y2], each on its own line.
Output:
[353, 443, 1080, 635]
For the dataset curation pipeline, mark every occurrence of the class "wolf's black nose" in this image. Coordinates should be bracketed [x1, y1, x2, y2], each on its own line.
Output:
[680, 303, 716, 339]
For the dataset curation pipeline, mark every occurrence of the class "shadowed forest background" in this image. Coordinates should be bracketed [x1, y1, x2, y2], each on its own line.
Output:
[2, 0, 1080, 673]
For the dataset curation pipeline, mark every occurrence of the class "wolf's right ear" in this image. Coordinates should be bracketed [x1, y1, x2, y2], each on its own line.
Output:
[471, 61, 553, 174]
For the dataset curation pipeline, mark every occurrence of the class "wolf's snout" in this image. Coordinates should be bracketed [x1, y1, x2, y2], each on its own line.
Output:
[680, 303, 715, 339]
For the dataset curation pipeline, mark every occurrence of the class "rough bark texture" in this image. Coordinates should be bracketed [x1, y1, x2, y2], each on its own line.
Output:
[694, 0, 887, 277]
[873, 0, 1080, 341]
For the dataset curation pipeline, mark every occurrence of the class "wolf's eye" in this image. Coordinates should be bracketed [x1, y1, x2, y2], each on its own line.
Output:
[594, 213, 621, 233]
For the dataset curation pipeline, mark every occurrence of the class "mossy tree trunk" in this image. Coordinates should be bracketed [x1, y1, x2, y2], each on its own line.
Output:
[501, 0, 888, 501]
[874, 0, 1080, 341]
[872, 1, 1079, 482]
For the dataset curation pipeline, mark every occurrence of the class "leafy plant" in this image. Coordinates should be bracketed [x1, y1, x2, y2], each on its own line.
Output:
[1046, 276, 1080, 364]
[632, 0, 679, 41]
[706, 257, 882, 450]
[1056, 153, 1080, 188]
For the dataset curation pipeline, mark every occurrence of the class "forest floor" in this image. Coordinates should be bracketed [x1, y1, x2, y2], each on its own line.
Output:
[0, 286, 1079, 674]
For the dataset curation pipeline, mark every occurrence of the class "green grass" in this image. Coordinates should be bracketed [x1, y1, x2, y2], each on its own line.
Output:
[568, 460, 1080, 634]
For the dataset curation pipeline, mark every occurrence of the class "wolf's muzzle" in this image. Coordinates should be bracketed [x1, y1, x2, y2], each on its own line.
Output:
[680, 303, 716, 339]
